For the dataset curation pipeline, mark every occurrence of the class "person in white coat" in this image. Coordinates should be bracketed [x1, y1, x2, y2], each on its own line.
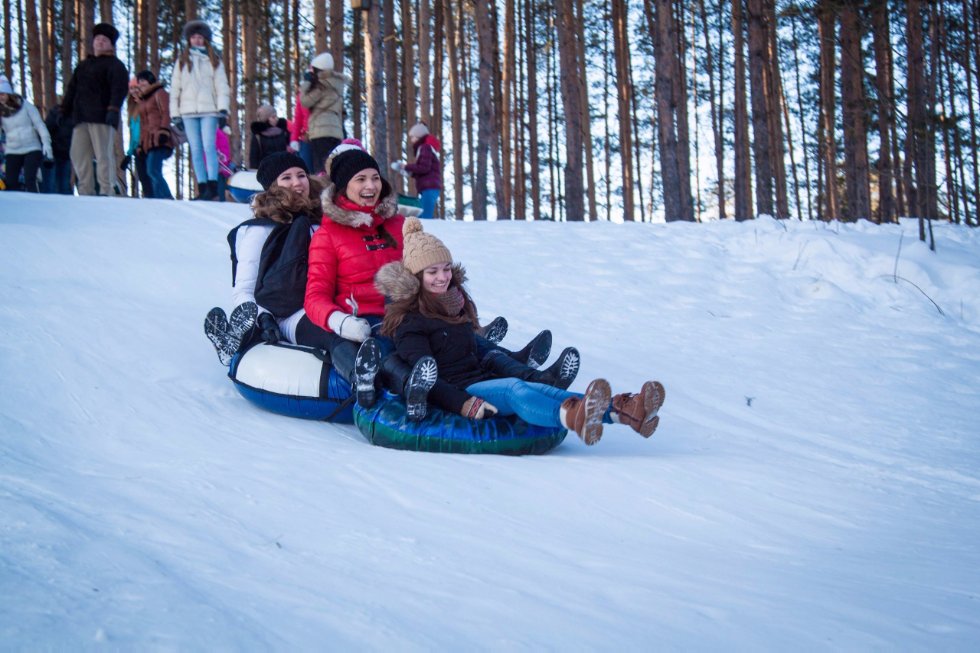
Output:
[170, 20, 230, 201]
[0, 75, 52, 193]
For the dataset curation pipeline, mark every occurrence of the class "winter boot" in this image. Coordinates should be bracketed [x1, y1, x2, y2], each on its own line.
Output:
[403, 356, 438, 421]
[611, 381, 665, 438]
[506, 329, 552, 369]
[352, 338, 382, 408]
[204, 307, 235, 366]
[538, 347, 580, 390]
[559, 378, 611, 446]
[480, 316, 508, 344]
[206, 180, 220, 201]
[228, 301, 258, 341]
[192, 182, 210, 200]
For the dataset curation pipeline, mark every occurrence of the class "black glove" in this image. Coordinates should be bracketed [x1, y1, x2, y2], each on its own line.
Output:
[120, 155, 131, 170]
[173, 117, 184, 131]
[218, 109, 229, 130]
[105, 109, 120, 129]
[257, 312, 280, 344]
[303, 71, 315, 84]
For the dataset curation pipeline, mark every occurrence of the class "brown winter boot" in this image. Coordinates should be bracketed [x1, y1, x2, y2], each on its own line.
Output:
[611, 381, 665, 438]
[560, 378, 611, 446]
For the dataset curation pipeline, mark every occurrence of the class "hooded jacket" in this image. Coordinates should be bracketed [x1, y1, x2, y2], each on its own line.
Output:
[136, 83, 173, 153]
[404, 135, 442, 192]
[170, 48, 230, 117]
[300, 68, 347, 140]
[248, 117, 290, 168]
[304, 186, 405, 331]
[1, 95, 52, 156]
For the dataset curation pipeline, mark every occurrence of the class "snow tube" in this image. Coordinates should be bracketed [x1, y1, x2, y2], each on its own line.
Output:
[227, 170, 263, 204]
[397, 193, 423, 218]
[354, 391, 567, 455]
[228, 342, 354, 422]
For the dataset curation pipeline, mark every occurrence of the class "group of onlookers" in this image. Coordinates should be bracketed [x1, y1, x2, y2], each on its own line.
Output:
[2, 19, 442, 216]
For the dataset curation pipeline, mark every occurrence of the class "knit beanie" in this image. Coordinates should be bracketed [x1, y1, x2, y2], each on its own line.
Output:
[256, 104, 276, 122]
[136, 70, 157, 84]
[0, 75, 14, 95]
[93, 23, 120, 45]
[182, 20, 213, 43]
[402, 217, 453, 274]
[330, 148, 381, 192]
[408, 123, 429, 141]
[311, 52, 334, 71]
[256, 151, 309, 190]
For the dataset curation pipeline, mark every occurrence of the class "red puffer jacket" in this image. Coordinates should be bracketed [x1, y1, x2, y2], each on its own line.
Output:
[304, 187, 405, 331]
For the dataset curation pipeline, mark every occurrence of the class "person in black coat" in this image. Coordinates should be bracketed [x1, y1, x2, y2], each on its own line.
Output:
[248, 104, 290, 169]
[42, 100, 75, 194]
[62, 22, 129, 196]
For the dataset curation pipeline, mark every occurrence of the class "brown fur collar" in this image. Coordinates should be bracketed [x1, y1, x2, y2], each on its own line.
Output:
[320, 184, 398, 229]
[375, 262, 468, 303]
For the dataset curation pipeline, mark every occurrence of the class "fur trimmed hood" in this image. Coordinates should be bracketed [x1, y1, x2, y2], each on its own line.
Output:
[320, 184, 398, 229]
[375, 261, 468, 303]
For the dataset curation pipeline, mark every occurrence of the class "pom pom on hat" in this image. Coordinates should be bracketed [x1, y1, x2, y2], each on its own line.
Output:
[93, 23, 120, 45]
[402, 217, 453, 274]
[256, 151, 310, 190]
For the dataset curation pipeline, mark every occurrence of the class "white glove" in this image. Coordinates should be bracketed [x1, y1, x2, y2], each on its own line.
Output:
[42, 144, 53, 160]
[390, 160, 406, 173]
[289, 140, 300, 152]
[328, 311, 372, 342]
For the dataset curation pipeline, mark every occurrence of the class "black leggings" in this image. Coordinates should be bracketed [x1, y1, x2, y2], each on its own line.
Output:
[4, 150, 43, 192]
[310, 137, 341, 175]
[295, 315, 358, 382]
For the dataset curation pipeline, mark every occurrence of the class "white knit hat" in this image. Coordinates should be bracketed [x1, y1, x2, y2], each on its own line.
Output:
[0, 75, 14, 95]
[311, 52, 334, 71]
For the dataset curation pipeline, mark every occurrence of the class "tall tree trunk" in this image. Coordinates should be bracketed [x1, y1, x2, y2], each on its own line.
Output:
[330, 0, 344, 70]
[525, 0, 541, 222]
[840, 0, 871, 221]
[871, 1, 896, 223]
[555, 0, 586, 221]
[473, 0, 496, 221]
[731, 0, 752, 220]
[418, 0, 432, 123]
[816, 0, 839, 221]
[365, 1, 388, 166]
[384, 0, 401, 192]
[699, 0, 725, 220]
[962, 0, 980, 225]
[574, 0, 598, 221]
[906, 0, 937, 235]
[313, 0, 327, 54]
[745, 0, 773, 217]
[612, 0, 635, 221]
[443, 0, 464, 219]
[351, 9, 363, 141]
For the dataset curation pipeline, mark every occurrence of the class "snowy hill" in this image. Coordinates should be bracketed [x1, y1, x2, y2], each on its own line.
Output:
[2, 193, 979, 649]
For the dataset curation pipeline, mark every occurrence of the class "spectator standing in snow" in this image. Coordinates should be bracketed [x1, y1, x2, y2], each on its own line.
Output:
[0, 75, 53, 193]
[299, 53, 347, 175]
[170, 19, 230, 201]
[61, 22, 129, 196]
[134, 70, 174, 200]
[248, 103, 289, 169]
[288, 85, 313, 170]
[42, 98, 74, 195]
[125, 77, 153, 197]
[391, 122, 442, 219]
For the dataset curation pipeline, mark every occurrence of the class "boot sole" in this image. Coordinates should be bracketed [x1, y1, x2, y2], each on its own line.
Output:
[637, 381, 665, 438]
[579, 378, 611, 446]
[526, 330, 553, 369]
[204, 307, 236, 366]
[482, 317, 508, 344]
[354, 339, 381, 408]
[229, 301, 258, 340]
[553, 347, 580, 390]
[405, 356, 438, 421]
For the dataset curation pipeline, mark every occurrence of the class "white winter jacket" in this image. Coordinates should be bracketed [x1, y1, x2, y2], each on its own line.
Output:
[0, 99, 52, 156]
[169, 48, 230, 117]
[232, 222, 320, 344]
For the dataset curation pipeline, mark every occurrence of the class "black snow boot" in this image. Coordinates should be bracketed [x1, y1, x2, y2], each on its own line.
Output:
[379, 354, 438, 421]
[480, 316, 508, 345]
[503, 329, 552, 369]
[206, 180, 220, 201]
[330, 338, 380, 407]
[482, 347, 578, 389]
[192, 182, 210, 200]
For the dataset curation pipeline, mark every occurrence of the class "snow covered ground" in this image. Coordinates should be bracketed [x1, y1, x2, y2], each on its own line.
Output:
[2, 192, 979, 649]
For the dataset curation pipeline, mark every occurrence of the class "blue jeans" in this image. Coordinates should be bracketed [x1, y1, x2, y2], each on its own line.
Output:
[146, 148, 174, 199]
[419, 188, 440, 219]
[298, 140, 314, 171]
[465, 378, 580, 427]
[182, 115, 219, 182]
[42, 159, 73, 194]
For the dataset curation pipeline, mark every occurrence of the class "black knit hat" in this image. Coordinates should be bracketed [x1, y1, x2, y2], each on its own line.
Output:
[182, 20, 213, 43]
[135, 70, 157, 84]
[93, 23, 120, 45]
[330, 149, 381, 192]
[256, 152, 309, 190]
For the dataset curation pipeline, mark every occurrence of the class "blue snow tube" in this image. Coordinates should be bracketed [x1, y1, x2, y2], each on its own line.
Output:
[354, 391, 567, 455]
[228, 342, 354, 422]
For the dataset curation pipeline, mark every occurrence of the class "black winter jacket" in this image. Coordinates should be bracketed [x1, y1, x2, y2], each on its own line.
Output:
[62, 54, 129, 125]
[394, 311, 493, 414]
[248, 118, 290, 168]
